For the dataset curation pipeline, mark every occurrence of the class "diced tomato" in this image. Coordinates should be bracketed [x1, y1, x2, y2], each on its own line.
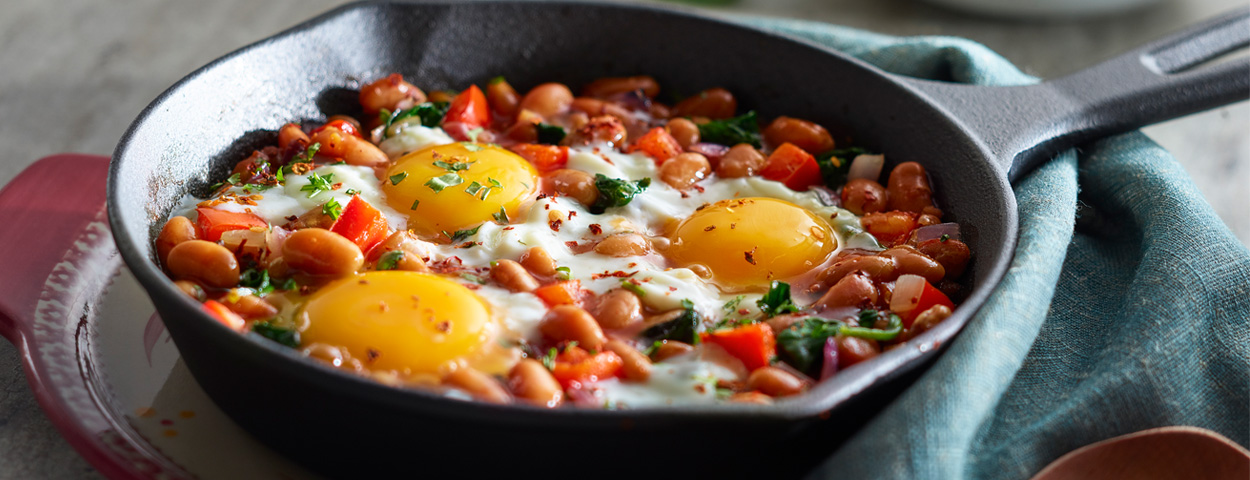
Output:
[444, 84, 491, 129]
[195, 207, 267, 242]
[629, 127, 683, 164]
[550, 345, 623, 388]
[533, 280, 583, 307]
[861, 211, 919, 246]
[310, 119, 362, 138]
[899, 279, 955, 327]
[329, 195, 390, 255]
[760, 142, 822, 190]
[510, 144, 569, 171]
[203, 300, 245, 331]
[700, 323, 776, 371]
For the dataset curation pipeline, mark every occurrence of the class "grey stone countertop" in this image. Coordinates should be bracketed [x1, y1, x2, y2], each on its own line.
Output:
[1, 0, 1245, 478]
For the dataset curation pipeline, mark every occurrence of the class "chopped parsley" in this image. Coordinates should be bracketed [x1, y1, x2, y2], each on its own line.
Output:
[300, 171, 335, 199]
[940, 234, 950, 242]
[542, 347, 558, 370]
[555, 266, 572, 281]
[757, 281, 800, 317]
[410, 199, 420, 211]
[466, 127, 485, 143]
[590, 174, 651, 214]
[696, 111, 761, 148]
[642, 299, 699, 345]
[210, 172, 243, 192]
[723, 295, 745, 313]
[432, 159, 475, 172]
[464, 178, 502, 200]
[776, 318, 841, 374]
[424, 173, 464, 193]
[238, 269, 275, 296]
[389, 172, 409, 185]
[251, 321, 300, 348]
[321, 198, 342, 220]
[620, 279, 646, 297]
[536, 123, 567, 145]
[443, 225, 481, 243]
[492, 207, 509, 224]
[295, 142, 321, 164]
[381, 102, 449, 138]
[345, 188, 359, 196]
[376, 250, 404, 271]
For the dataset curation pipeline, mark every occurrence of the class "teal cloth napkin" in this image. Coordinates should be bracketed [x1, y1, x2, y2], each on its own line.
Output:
[739, 17, 1250, 479]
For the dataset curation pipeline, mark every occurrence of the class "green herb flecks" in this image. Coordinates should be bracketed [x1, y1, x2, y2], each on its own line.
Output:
[443, 225, 482, 243]
[425, 173, 464, 193]
[300, 171, 335, 199]
[542, 347, 558, 370]
[389, 172, 409, 185]
[321, 197, 342, 220]
[376, 250, 404, 271]
[536, 123, 567, 145]
[492, 207, 509, 224]
[410, 199, 420, 211]
[295, 142, 321, 164]
[555, 266, 572, 281]
[239, 269, 275, 296]
[696, 111, 761, 148]
[757, 281, 800, 317]
[723, 295, 745, 313]
[815, 147, 870, 189]
[210, 172, 244, 192]
[590, 174, 650, 214]
[621, 279, 647, 297]
[382, 102, 449, 138]
[251, 321, 300, 348]
[432, 159, 474, 172]
[776, 318, 842, 374]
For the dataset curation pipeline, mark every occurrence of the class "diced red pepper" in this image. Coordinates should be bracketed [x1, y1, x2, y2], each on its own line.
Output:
[629, 127, 683, 164]
[195, 207, 267, 242]
[900, 280, 955, 327]
[533, 280, 583, 307]
[760, 142, 822, 190]
[510, 144, 569, 171]
[550, 345, 623, 388]
[444, 84, 491, 129]
[203, 300, 245, 331]
[700, 322, 776, 371]
[330, 195, 390, 255]
[310, 119, 362, 138]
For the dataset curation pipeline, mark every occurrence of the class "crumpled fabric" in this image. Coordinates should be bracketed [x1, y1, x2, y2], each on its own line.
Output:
[737, 17, 1250, 479]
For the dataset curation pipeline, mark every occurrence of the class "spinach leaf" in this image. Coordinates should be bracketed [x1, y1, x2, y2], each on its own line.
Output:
[696, 111, 761, 148]
[590, 174, 650, 214]
[642, 299, 700, 345]
[251, 321, 300, 348]
[757, 281, 800, 317]
[839, 313, 902, 341]
[383, 101, 450, 137]
[239, 269, 274, 296]
[815, 146, 870, 189]
[776, 318, 842, 374]
[536, 123, 567, 145]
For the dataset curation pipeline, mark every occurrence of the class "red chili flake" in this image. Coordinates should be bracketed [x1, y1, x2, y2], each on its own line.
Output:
[704, 225, 716, 232]
[565, 241, 580, 249]
[730, 223, 737, 230]
[503, 226, 515, 231]
[680, 191, 690, 199]
[366, 349, 380, 362]
[544, 203, 551, 210]
[379, 302, 389, 312]
[669, 286, 678, 292]
[436, 321, 451, 333]
[627, 262, 637, 268]
[299, 285, 312, 295]
[744, 247, 758, 265]
[550, 219, 563, 232]
[692, 184, 705, 194]
[331, 182, 343, 190]
[358, 279, 369, 285]
[568, 211, 577, 220]
[285, 215, 299, 223]
[696, 203, 710, 211]
[738, 308, 750, 315]
[591, 270, 638, 280]
[588, 224, 603, 235]
[457, 241, 478, 249]
[536, 193, 550, 200]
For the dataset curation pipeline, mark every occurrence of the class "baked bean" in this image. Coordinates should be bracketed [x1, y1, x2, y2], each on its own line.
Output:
[837, 335, 880, 367]
[728, 391, 773, 404]
[605, 340, 651, 382]
[174, 280, 206, 301]
[508, 359, 564, 408]
[282, 228, 364, 277]
[817, 255, 897, 289]
[659, 152, 711, 190]
[651, 340, 695, 362]
[650, 102, 672, 120]
[519, 83, 574, 120]
[916, 238, 971, 279]
[292, 204, 336, 230]
[519, 246, 557, 278]
[166, 240, 240, 288]
[540, 305, 606, 351]
[563, 115, 627, 149]
[486, 77, 520, 118]
[917, 214, 941, 226]
[667, 118, 700, 149]
[311, 127, 387, 168]
[861, 211, 919, 246]
[815, 272, 878, 310]
[673, 88, 737, 119]
[840, 179, 889, 216]
[427, 90, 455, 103]
[549, 168, 599, 207]
[373, 231, 430, 272]
[359, 73, 426, 115]
[490, 259, 540, 293]
[882, 246, 945, 284]
[765, 314, 807, 335]
[444, 367, 511, 405]
[593, 288, 643, 329]
[156, 216, 198, 266]
[304, 343, 348, 368]
[886, 162, 935, 213]
[906, 304, 952, 341]
[747, 366, 806, 397]
[278, 123, 310, 151]
[593, 232, 650, 257]
[582, 75, 660, 99]
[326, 115, 362, 134]
[762, 116, 834, 154]
[716, 144, 767, 178]
[221, 294, 279, 320]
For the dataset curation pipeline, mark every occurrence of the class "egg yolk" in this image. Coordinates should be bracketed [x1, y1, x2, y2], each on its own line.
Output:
[383, 142, 538, 238]
[666, 197, 836, 288]
[299, 271, 493, 374]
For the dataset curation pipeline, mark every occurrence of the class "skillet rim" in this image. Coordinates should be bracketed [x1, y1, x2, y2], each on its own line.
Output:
[107, 0, 1015, 424]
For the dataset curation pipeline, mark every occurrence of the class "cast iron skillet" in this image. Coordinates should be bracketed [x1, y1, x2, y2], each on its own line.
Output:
[108, 1, 1248, 477]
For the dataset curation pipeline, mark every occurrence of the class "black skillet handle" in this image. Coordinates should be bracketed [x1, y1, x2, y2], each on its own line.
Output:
[900, 8, 1250, 182]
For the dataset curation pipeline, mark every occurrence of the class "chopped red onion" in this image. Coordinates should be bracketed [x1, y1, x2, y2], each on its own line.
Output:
[605, 90, 652, 111]
[819, 337, 839, 381]
[687, 143, 730, 163]
[911, 223, 962, 243]
[847, 154, 885, 182]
